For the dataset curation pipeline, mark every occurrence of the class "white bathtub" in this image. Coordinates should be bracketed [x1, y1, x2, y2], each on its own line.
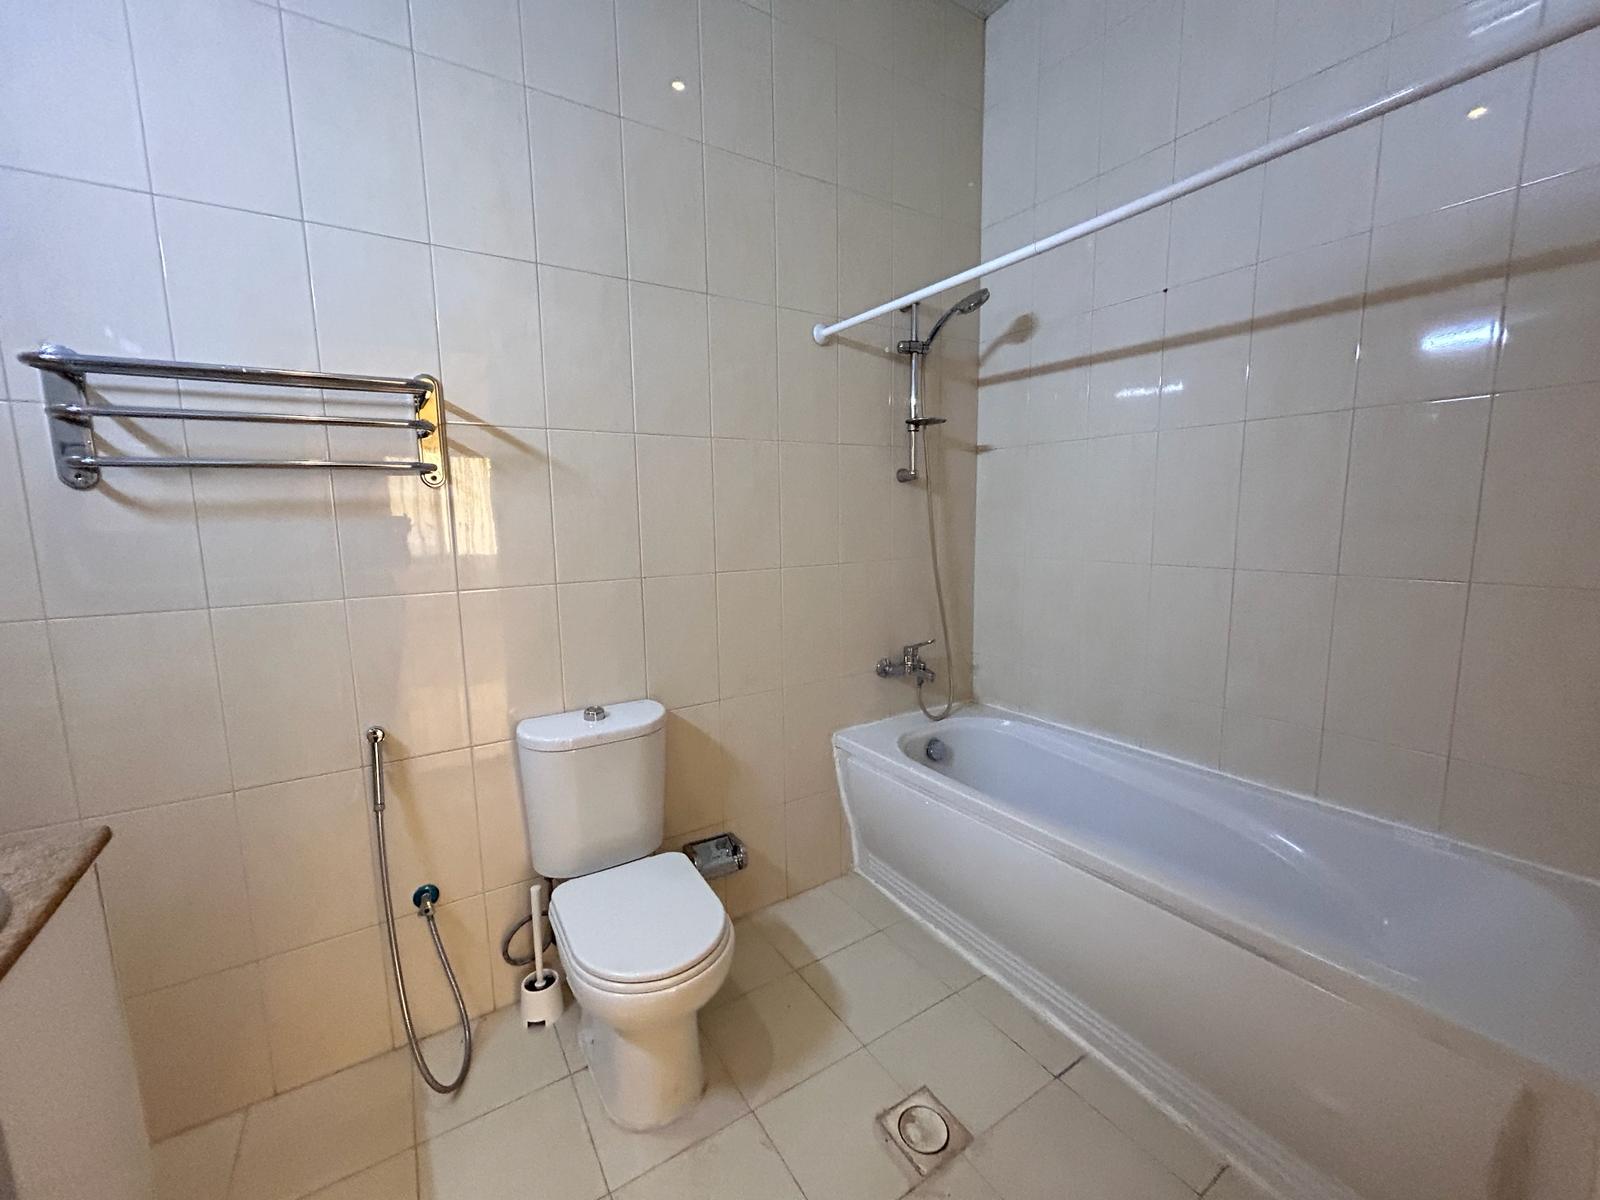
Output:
[834, 707, 1600, 1200]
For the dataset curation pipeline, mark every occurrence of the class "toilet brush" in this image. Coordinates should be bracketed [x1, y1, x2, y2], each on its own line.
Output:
[519, 880, 564, 1027]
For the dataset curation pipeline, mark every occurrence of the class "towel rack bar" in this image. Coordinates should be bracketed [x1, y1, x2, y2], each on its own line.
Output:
[47, 401, 436, 434]
[65, 455, 437, 473]
[19, 345, 428, 395]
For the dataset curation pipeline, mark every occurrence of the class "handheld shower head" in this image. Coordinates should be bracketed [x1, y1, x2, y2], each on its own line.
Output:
[922, 287, 991, 348]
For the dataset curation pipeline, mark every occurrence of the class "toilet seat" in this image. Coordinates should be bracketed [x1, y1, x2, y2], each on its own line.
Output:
[550, 853, 730, 991]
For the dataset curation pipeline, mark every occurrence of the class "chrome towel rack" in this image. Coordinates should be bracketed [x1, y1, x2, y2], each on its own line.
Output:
[17, 343, 447, 491]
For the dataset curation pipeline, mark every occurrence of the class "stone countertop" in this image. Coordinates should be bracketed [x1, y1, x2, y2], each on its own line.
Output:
[0, 825, 111, 984]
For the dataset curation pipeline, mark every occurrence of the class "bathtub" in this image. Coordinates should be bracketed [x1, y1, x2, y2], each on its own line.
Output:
[833, 707, 1600, 1200]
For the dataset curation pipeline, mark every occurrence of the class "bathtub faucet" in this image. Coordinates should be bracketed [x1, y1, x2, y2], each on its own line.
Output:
[877, 639, 937, 686]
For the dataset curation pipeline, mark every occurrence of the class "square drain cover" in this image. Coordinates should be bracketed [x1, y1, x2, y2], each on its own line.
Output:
[877, 1088, 971, 1179]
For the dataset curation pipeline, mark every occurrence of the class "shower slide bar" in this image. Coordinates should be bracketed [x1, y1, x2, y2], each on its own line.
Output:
[812, 4, 1600, 346]
[17, 344, 447, 490]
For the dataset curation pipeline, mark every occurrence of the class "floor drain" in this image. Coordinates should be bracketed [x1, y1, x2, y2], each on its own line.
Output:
[878, 1088, 970, 1179]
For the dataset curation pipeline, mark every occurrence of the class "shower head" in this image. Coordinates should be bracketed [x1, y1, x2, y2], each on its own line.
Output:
[922, 287, 991, 348]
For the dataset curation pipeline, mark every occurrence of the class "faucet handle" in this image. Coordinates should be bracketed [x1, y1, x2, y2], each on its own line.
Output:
[904, 638, 936, 652]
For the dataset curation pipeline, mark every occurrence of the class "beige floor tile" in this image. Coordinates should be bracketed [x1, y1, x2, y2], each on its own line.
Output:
[881, 918, 982, 989]
[748, 887, 876, 967]
[303, 1152, 418, 1200]
[552, 987, 583, 1067]
[1205, 1166, 1276, 1199]
[574, 1041, 749, 1190]
[709, 917, 794, 1008]
[755, 1049, 916, 1200]
[230, 1050, 413, 1200]
[152, 1111, 243, 1200]
[958, 978, 1084, 1075]
[613, 1115, 804, 1200]
[868, 995, 1051, 1136]
[703, 972, 861, 1107]
[1062, 1058, 1223, 1191]
[908, 1157, 1003, 1200]
[417, 1077, 604, 1200]
[967, 1082, 1193, 1200]
[799, 930, 952, 1041]
[413, 1003, 569, 1141]
[821, 872, 905, 928]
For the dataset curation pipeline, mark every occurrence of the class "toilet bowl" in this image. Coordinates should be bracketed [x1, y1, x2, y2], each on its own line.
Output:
[549, 851, 734, 1130]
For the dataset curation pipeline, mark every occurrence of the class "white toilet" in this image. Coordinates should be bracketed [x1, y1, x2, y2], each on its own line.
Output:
[515, 699, 734, 1131]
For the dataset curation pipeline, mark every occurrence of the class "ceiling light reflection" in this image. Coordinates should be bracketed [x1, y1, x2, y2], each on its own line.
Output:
[1419, 320, 1500, 356]
[1114, 381, 1185, 401]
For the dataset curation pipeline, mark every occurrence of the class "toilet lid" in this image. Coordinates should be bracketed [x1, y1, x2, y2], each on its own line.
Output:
[550, 853, 728, 985]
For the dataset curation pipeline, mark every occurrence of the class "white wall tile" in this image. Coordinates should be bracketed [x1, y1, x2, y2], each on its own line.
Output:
[893, 79, 946, 216]
[617, 0, 703, 139]
[284, 15, 427, 241]
[717, 569, 781, 697]
[1145, 565, 1232, 705]
[706, 149, 777, 304]
[416, 55, 535, 259]
[1176, 0, 1274, 134]
[346, 592, 471, 759]
[522, 0, 619, 111]
[1032, 48, 1101, 202]
[638, 435, 715, 576]
[779, 442, 839, 565]
[710, 299, 779, 438]
[1092, 150, 1172, 308]
[52, 610, 232, 815]
[367, 749, 483, 909]
[433, 249, 545, 428]
[448, 423, 556, 591]
[125, 0, 299, 216]
[644, 573, 722, 708]
[307, 224, 438, 378]
[260, 927, 392, 1091]
[528, 91, 627, 277]
[837, 52, 894, 200]
[1247, 234, 1368, 419]
[539, 267, 634, 432]
[774, 24, 836, 182]
[1152, 422, 1242, 568]
[411, 0, 522, 81]
[556, 578, 647, 706]
[1521, 24, 1600, 182]
[548, 429, 641, 581]
[1443, 758, 1600, 879]
[1271, 0, 1393, 89]
[213, 601, 359, 788]
[1236, 411, 1351, 573]
[0, 0, 148, 189]
[1085, 293, 1164, 436]
[714, 438, 781, 570]
[459, 584, 563, 743]
[0, 410, 49, 614]
[1317, 732, 1446, 827]
[0, 621, 76, 833]
[1499, 166, 1600, 393]
[1098, 0, 1181, 170]
[702, 0, 775, 162]
[1221, 709, 1321, 794]
[775, 171, 839, 313]
[471, 741, 535, 889]
[1160, 267, 1253, 429]
[1168, 105, 1267, 287]
[623, 121, 708, 291]
[631, 284, 711, 435]
[777, 310, 839, 442]
[1224, 569, 1336, 728]
[282, 0, 408, 44]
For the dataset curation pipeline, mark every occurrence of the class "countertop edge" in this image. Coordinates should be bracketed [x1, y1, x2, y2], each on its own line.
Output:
[0, 825, 113, 984]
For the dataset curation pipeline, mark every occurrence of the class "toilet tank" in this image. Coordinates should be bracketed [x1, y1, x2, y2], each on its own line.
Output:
[515, 700, 666, 879]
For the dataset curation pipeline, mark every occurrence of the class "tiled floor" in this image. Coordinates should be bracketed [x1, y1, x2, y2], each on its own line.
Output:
[152, 873, 1273, 1200]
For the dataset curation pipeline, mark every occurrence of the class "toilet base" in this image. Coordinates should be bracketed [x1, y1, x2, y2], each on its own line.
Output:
[579, 1008, 705, 1131]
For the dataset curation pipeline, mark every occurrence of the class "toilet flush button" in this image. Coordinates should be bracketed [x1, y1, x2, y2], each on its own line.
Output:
[582, 704, 608, 722]
[897, 1105, 951, 1155]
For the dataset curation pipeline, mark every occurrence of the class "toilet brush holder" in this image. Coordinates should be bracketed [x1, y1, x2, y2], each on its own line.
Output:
[520, 967, 563, 1026]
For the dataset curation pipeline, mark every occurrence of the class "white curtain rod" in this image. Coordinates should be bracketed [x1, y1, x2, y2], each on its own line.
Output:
[813, 4, 1600, 345]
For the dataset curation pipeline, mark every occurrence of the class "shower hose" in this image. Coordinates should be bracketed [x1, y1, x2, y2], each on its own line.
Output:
[366, 726, 473, 1094]
[917, 426, 956, 723]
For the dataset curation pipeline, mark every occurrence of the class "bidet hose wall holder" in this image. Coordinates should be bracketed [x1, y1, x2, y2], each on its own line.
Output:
[368, 725, 473, 1094]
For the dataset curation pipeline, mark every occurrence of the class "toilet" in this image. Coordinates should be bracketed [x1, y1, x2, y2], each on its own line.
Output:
[515, 699, 733, 1131]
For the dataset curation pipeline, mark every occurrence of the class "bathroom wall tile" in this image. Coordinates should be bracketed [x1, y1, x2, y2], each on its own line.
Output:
[781, 564, 844, 685]
[1098, 0, 1181, 170]
[778, 310, 839, 442]
[1085, 293, 1164, 437]
[100, 794, 255, 996]
[125, 964, 275, 1140]
[1224, 569, 1336, 729]
[151, 1112, 245, 1200]
[1139, 694, 1224, 767]
[893, 78, 946, 217]
[836, 321, 897, 447]
[1521, 23, 1600, 182]
[1176, 0, 1274, 134]
[710, 299, 779, 440]
[774, 24, 836, 183]
[1474, 385, 1600, 589]
[448, 424, 556, 592]
[556, 578, 647, 708]
[482, 882, 540, 1009]
[1318, 732, 1446, 828]
[1152, 422, 1242, 568]
[236, 770, 377, 958]
[943, 97, 985, 227]
[522, 0, 619, 112]
[1499, 166, 1600, 393]
[416, 55, 535, 259]
[0, 0, 147, 189]
[0, 621, 75, 833]
[784, 678, 858, 799]
[213, 601, 359, 788]
[838, 445, 896, 563]
[548, 430, 642, 582]
[412, 0, 522, 81]
[125, 0, 299, 216]
[776, 171, 839, 314]
[1271, 0, 1391, 90]
[368, 748, 483, 910]
[1324, 576, 1467, 754]
[720, 690, 784, 817]
[51, 610, 231, 815]
[702, 0, 775, 162]
[982, 97, 1038, 228]
[623, 122, 708, 291]
[539, 267, 634, 433]
[718, 570, 782, 697]
[1032, 48, 1101, 202]
[385, 893, 496, 1038]
[1160, 267, 1254, 431]
[1145, 565, 1232, 706]
[779, 442, 840, 565]
[638, 436, 716, 576]
[617, 0, 703, 139]
[459, 585, 563, 743]
[837, 52, 895, 200]
[470, 741, 535, 890]
[1247, 234, 1368, 419]
[837, 195, 895, 324]
[1092, 150, 1173, 308]
[260, 926, 393, 1091]
[282, 0, 408, 43]
[1443, 758, 1600, 879]
[284, 15, 427, 241]
[346, 592, 471, 759]
[1340, 397, 1489, 581]
[1235, 410, 1351, 573]
[528, 92, 627, 278]
[713, 439, 781, 571]
[1452, 583, 1600, 788]
[645, 574, 721, 709]
[0, 170, 170, 398]
[329, 437, 458, 597]
[1169, 107, 1267, 287]
[1221, 710, 1322, 795]
[631, 284, 711, 436]
[433, 249, 545, 429]
[706, 150, 778, 305]
[665, 701, 726, 835]
[307, 225, 438, 381]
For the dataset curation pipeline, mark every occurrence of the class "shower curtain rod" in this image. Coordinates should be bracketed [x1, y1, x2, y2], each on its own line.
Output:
[812, 4, 1600, 346]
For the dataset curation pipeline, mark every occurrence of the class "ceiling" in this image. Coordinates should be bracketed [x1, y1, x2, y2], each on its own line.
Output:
[950, 0, 1008, 15]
